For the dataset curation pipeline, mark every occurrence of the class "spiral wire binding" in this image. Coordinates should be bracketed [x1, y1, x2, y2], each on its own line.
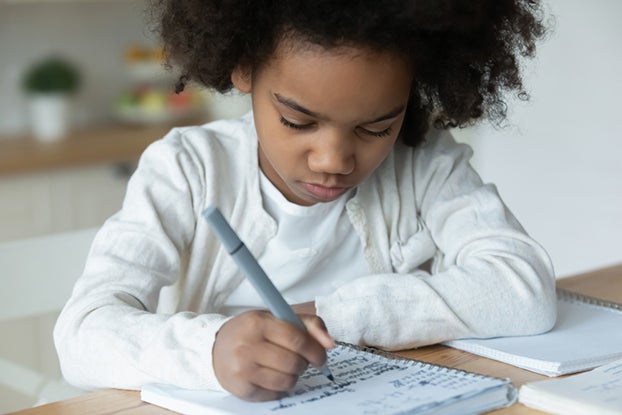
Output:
[557, 288, 622, 312]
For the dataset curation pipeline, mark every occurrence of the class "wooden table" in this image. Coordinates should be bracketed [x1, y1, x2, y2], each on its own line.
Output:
[7, 263, 622, 415]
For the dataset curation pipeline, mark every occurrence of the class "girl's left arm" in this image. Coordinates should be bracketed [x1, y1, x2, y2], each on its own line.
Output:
[316, 131, 557, 350]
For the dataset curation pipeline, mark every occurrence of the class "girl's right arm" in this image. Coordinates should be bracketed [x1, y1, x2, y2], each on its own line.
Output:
[54, 128, 332, 396]
[54, 130, 227, 391]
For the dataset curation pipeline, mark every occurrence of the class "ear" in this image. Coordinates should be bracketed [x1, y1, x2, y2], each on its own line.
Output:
[231, 66, 252, 93]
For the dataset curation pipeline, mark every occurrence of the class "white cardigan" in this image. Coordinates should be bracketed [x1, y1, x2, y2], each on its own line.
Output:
[54, 113, 556, 392]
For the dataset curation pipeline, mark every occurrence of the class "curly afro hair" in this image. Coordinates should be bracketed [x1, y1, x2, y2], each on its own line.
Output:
[149, 0, 547, 147]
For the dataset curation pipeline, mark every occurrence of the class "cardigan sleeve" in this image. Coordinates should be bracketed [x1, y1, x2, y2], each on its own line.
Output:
[54, 129, 229, 391]
[316, 131, 557, 350]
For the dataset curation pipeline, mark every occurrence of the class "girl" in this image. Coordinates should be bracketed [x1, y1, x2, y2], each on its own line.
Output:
[55, 0, 557, 402]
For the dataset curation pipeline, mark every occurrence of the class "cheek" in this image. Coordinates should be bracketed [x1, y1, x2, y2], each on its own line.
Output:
[279, 142, 306, 171]
[260, 132, 301, 173]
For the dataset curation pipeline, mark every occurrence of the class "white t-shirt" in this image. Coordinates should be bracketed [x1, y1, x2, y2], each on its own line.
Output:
[222, 170, 369, 315]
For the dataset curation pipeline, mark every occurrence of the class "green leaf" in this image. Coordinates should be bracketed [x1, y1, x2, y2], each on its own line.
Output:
[23, 57, 81, 94]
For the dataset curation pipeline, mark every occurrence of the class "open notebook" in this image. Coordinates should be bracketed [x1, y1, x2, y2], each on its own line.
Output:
[141, 343, 517, 415]
[519, 358, 622, 415]
[444, 289, 622, 376]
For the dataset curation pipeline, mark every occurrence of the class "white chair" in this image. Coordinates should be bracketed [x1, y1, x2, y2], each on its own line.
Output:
[0, 228, 98, 411]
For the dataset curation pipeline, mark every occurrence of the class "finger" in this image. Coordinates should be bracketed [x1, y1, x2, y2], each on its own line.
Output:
[291, 301, 316, 315]
[263, 318, 329, 370]
[300, 314, 336, 349]
[216, 345, 297, 401]
[247, 364, 300, 394]
[253, 342, 309, 376]
[228, 378, 285, 402]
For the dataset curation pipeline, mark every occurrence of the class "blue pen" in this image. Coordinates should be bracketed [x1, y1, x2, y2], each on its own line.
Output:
[202, 206, 335, 382]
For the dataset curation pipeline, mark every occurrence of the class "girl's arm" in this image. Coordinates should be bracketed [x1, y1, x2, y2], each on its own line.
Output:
[53, 130, 227, 391]
[55, 127, 334, 397]
[316, 131, 557, 350]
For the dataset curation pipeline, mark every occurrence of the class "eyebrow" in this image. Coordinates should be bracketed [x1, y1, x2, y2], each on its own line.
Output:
[274, 93, 322, 118]
[273, 93, 405, 124]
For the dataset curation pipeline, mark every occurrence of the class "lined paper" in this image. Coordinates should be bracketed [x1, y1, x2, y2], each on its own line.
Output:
[141, 344, 515, 415]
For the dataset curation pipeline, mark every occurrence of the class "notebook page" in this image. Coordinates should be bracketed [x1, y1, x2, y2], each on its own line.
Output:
[141, 344, 515, 415]
[519, 359, 622, 414]
[444, 292, 622, 376]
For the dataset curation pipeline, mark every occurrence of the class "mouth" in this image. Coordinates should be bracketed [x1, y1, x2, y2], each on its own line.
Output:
[301, 182, 350, 202]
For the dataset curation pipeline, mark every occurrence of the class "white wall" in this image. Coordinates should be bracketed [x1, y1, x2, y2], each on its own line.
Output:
[455, 0, 622, 278]
[0, 0, 158, 135]
[0, 3, 153, 412]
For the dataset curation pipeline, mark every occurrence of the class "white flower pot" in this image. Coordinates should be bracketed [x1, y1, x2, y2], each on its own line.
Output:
[28, 94, 71, 142]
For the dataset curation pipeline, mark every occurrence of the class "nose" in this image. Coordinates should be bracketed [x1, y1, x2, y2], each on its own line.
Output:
[308, 129, 355, 175]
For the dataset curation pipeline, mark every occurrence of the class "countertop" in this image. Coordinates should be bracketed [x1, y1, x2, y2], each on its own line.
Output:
[0, 123, 185, 176]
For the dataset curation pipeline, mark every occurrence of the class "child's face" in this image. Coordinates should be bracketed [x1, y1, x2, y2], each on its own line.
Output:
[233, 40, 413, 206]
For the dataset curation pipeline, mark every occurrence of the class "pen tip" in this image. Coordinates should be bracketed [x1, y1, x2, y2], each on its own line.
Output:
[327, 374, 335, 382]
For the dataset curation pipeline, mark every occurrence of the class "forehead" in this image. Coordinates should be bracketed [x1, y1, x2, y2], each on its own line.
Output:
[255, 38, 413, 120]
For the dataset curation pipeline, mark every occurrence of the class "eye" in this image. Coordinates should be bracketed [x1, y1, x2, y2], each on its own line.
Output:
[359, 127, 393, 138]
[279, 116, 313, 130]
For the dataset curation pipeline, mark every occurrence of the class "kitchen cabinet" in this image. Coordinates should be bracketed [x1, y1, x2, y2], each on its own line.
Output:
[0, 165, 128, 242]
[0, 122, 170, 412]
[0, 123, 175, 242]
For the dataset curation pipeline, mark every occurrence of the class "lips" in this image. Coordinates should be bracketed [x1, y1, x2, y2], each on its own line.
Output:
[301, 182, 350, 201]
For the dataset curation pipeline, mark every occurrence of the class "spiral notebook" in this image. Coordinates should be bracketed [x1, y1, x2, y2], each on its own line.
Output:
[444, 289, 622, 376]
[141, 343, 516, 415]
[519, 358, 622, 414]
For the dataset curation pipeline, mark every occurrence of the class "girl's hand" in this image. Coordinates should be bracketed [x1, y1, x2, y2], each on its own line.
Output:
[291, 301, 316, 315]
[212, 310, 334, 401]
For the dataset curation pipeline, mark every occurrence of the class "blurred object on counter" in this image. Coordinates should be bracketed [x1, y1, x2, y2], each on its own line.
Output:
[21, 56, 81, 142]
[115, 84, 205, 125]
[115, 44, 251, 126]
[124, 44, 169, 83]
[114, 44, 207, 126]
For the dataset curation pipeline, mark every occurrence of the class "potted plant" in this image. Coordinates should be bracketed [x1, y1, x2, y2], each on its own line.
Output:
[22, 56, 81, 142]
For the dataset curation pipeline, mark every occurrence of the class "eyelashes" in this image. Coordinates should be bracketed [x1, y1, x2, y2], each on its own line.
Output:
[279, 116, 309, 130]
[279, 116, 392, 138]
[364, 127, 392, 138]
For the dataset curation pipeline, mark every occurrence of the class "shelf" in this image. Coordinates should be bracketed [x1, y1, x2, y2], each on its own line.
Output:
[0, 123, 185, 175]
[2, 0, 133, 4]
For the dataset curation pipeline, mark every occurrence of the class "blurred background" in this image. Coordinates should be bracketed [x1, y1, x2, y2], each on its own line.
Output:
[0, 0, 251, 412]
[0, 0, 620, 412]
[0, 0, 251, 240]
[454, 0, 622, 278]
